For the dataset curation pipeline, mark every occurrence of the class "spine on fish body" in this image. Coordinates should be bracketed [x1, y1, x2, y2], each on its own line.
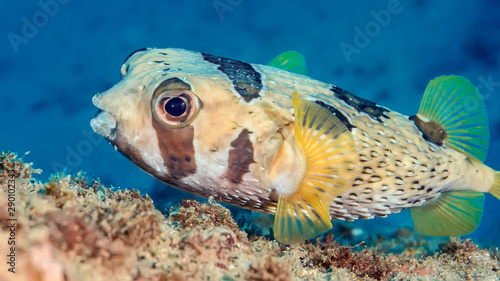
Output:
[91, 48, 500, 243]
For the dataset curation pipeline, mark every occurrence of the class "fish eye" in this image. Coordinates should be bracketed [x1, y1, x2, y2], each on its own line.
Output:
[153, 90, 200, 127]
[165, 97, 187, 117]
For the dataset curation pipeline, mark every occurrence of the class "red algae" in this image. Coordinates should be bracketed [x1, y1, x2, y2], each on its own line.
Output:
[0, 151, 499, 281]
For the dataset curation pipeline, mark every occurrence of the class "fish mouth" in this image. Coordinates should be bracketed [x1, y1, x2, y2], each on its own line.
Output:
[90, 93, 119, 141]
[91, 109, 118, 141]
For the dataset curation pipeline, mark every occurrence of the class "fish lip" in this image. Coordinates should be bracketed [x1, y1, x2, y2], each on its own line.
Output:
[90, 110, 118, 141]
[91, 93, 119, 141]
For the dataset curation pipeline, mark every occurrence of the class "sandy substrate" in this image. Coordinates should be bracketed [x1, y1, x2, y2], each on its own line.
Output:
[0, 152, 499, 281]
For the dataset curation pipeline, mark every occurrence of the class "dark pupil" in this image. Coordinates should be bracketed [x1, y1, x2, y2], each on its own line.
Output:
[165, 97, 187, 117]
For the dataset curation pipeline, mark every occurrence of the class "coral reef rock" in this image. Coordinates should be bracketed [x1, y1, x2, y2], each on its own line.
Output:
[1, 152, 499, 281]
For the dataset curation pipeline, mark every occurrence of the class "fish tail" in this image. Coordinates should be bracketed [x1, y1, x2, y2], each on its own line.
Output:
[490, 171, 500, 200]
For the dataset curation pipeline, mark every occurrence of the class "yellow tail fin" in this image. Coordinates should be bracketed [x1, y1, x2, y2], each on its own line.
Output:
[491, 171, 500, 200]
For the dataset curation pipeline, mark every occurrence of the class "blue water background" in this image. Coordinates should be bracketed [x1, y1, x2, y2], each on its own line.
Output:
[1, 1, 499, 245]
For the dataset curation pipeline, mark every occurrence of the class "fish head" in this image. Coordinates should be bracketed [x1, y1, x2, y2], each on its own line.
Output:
[91, 48, 297, 199]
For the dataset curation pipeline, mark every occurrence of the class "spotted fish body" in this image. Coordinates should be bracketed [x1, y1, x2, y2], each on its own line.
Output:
[91, 48, 500, 243]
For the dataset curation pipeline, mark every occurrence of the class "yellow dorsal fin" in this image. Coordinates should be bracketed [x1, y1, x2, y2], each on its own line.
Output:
[273, 92, 357, 243]
[410, 191, 484, 236]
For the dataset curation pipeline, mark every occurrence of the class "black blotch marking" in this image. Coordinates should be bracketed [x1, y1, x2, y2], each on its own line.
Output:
[225, 129, 256, 183]
[330, 85, 389, 122]
[409, 115, 447, 146]
[202, 53, 262, 103]
[151, 121, 197, 180]
[314, 100, 356, 131]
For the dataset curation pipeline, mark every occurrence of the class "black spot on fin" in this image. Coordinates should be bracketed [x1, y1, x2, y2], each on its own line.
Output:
[409, 115, 447, 145]
[414, 75, 489, 162]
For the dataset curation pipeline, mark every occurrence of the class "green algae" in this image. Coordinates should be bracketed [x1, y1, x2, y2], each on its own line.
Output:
[0, 151, 498, 281]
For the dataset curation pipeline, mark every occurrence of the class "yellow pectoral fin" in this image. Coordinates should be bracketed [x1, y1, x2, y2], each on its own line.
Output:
[273, 92, 357, 244]
[491, 171, 500, 200]
[410, 190, 484, 237]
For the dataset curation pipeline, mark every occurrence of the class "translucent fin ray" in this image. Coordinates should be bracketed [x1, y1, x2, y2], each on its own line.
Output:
[410, 191, 484, 236]
[267, 51, 307, 75]
[418, 75, 489, 161]
[491, 171, 500, 200]
[274, 92, 357, 243]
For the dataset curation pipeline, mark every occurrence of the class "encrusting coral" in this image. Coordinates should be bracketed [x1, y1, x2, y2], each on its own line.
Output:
[0, 151, 499, 281]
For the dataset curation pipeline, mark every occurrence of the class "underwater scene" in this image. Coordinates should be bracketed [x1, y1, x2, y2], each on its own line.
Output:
[1, 0, 500, 280]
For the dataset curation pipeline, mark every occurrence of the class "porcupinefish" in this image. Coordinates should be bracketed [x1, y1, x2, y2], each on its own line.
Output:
[91, 48, 500, 243]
